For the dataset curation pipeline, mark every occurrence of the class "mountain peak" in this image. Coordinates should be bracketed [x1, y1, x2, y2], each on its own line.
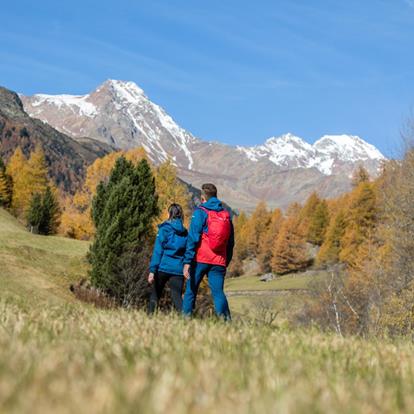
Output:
[265, 133, 306, 145]
[98, 79, 146, 103]
[314, 134, 385, 161]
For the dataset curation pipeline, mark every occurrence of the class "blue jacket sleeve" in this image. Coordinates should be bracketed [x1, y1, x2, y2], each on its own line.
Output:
[149, 227, 166, 273]
[183, 208, 207, 264]
[226, 219, 235, 266]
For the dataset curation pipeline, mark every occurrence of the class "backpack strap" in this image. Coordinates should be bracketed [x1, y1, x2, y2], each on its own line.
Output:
[197, 206, 210, 232]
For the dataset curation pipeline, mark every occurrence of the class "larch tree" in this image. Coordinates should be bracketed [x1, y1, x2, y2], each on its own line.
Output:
[246, 201, 271, 256]
[271, 207, 310, 275]
[258, 208, 283, 273]
[317, 209, 347, 265]
[7, 147, 28, 215]
[307, 199, 330, 246]
[26, 146, 48, 196]
[351, 165, 370, 187]
[155, 159, 191, 225]
[339, 182, 377, 268]
[227, 211, 249, 277]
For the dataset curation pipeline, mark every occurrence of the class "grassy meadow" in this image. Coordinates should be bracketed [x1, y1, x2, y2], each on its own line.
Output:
[1, 208, 414, 413]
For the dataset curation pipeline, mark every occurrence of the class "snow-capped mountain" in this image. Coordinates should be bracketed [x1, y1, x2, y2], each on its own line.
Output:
[21, 80, 386, 210]
[23, 80, 196, 170]
[237, 133, 385, 175]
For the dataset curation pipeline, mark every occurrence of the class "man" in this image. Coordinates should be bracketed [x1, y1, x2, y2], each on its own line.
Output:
[182, 183, 234, 320]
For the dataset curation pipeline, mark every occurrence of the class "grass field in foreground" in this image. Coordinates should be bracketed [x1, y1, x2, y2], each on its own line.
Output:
[2, 208, 414, 413]
[2, 292, 414, 414]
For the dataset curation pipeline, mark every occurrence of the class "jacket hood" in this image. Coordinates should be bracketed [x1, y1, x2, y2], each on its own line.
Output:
[159, 219, 187, 235]
[200, 197, 224, 212]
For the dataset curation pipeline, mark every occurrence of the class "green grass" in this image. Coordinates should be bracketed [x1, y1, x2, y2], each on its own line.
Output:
[2, 208, 414, 413]
[0, 208, 89, 304]
[225, 272, 324, 292]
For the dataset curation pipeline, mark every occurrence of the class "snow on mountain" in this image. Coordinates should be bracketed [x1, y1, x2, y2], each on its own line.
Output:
[314, 135, 385, 162]
[28, 93, 98, 117]
[238, 133, 385, 175]
[238, 133, 317, 169]
[20, 80, 387, 210]
[23, 80, 196, 170]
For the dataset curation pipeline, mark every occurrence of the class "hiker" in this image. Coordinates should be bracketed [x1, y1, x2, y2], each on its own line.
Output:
[182, 183, 234, 320]
[148, 204, 188, 313]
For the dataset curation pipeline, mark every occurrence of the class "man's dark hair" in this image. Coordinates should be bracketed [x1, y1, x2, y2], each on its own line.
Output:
[201, 183, 217, 200]
[168, 203, 183, 220]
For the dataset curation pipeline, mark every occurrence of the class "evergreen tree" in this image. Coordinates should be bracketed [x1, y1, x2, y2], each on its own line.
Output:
[39, 186, 61, 235]
[26, 186, 61, 235]
[26, 193, 43, 233]
[89, 157, 159, 306]
[0, 156, 12, 208]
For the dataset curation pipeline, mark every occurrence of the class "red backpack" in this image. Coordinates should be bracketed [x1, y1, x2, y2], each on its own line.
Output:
[199, 207, 231, 253]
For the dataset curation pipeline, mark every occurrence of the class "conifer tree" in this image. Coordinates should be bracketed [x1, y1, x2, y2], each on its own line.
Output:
[26, 186, 61, 235]
[155, 159, 191, 224]
[307, 200, 330, 245]
[300, 192, 321, 224]
[227, 211, 249, 277]
[26, 146, 48, 196]
[246, 201, 271, 256]
[0, 156, 12, 208]
[352, 165, 370, 187]
[39, 186, 61, 235]
[317, 209, 347, 265]
[339, 182, 377, 267]
[89, 157, 159, 306]
[6, 147, 28, 215]
[26, 193, 43, 233]
[258, 208, 283, 273]
[271, 207, 310, 275]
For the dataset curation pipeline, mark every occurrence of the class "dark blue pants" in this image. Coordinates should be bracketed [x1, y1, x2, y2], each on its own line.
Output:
[182, 262, 231, 320]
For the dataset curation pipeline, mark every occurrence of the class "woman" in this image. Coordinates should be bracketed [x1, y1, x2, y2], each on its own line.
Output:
[148, 203, 188, 313]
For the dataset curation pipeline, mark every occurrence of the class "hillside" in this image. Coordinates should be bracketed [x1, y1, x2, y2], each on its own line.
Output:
[0, 87, 114, 193]
[0, 208, 88, 303]
[1, 208, 414, 413]
[21, 80, 386, 210]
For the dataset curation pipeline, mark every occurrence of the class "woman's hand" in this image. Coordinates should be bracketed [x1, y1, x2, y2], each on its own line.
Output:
[148, 272, 155, 284]
[183, 264, 191, 280]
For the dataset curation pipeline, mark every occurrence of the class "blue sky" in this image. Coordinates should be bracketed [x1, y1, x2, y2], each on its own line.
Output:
[1, 0, 414, 156]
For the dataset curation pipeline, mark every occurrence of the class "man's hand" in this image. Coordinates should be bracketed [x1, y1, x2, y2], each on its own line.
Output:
[148, 272, 155, 284]
[183, 264, 191, 280]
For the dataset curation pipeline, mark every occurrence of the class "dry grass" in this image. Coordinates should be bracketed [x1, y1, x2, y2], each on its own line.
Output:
[2, 208, 414, 413]
[2, 294, 414, 414]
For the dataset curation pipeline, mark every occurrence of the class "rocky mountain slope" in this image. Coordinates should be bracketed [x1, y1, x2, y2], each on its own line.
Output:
[21, 80, 386, 210]
[0, 87, 114, 193]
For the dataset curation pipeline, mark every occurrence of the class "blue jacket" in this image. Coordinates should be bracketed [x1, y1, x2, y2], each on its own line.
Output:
[184, 197, 234, 266]
[149, 219, 188, 276]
